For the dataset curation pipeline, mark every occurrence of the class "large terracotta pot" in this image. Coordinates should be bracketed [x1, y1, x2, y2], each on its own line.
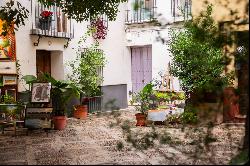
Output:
[223, 87, 239, 122]
[53, 116, 67, 130]
[135, 113, 147, 126]
[73, 105, 88, 119]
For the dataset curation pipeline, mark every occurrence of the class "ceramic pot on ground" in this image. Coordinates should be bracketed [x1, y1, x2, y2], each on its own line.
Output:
[135, 113, 147, 126]
[53, 116, 67, 130]
[73, 105, 88, 119]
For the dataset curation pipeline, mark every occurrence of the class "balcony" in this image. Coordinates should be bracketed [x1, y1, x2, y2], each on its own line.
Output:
[30, 0, 74, 42]
[125, 0, 157, 24]
[171, 0, 192, 22]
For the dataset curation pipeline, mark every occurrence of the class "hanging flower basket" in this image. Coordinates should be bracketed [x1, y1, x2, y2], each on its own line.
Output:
[90, 18, 108, 40]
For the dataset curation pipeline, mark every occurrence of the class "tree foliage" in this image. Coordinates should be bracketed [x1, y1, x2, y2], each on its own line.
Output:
[0, 0, 29, 36]
[169, 5, 234, 97]
[67, 30, 106, 98]
[38, 0, 127, 22]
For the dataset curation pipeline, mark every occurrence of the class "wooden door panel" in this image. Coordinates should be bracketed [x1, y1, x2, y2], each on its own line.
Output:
[36, 50, 51, 79]
[131, 46, 152, 94]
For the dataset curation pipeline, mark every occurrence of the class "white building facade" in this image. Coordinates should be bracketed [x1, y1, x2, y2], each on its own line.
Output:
[0, 0, 191, 111]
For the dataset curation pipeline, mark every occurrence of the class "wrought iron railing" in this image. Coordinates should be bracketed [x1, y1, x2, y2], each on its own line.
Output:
[88, 96, 103, 113]
[125, 0, 157, 24]
[30, 0, 74, 39]
[171, 0, 192, 21]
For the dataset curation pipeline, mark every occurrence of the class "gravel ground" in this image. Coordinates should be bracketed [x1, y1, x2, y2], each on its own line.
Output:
[0, 106, 245, 165]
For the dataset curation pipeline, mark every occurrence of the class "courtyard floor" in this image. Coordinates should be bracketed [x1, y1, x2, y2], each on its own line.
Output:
[0, 106, 245, 165]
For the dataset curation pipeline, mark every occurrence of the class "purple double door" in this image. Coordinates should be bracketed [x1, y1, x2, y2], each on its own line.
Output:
[131, 46, 152, 94]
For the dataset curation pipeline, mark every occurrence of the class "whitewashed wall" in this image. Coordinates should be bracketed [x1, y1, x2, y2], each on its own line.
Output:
[1, 1, 130, 95]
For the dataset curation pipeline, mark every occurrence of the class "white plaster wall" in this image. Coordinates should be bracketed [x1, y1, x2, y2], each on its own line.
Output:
[125, 26, 181, 92]
[98, 3, 130, 86]
[1, 0, 130, 94]
[51, 51, 64, 80]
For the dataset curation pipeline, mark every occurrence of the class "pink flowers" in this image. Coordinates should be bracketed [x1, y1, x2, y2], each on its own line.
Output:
[40, 10, 53, 19]
[90, 18, 108, 40]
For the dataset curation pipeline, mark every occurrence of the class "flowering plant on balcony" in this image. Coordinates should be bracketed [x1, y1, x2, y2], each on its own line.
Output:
[40, 10, 53, 20]
[89, 18, 108, 40]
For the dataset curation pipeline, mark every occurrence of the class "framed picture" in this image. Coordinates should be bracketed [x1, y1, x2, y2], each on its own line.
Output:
[3, 75, 17, 85]
[31, 82, 51, 103]
[5, 89, 16, 102]
[0, 30, 16, 60]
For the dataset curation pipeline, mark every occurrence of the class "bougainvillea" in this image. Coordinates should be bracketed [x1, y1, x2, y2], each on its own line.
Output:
[90, 18, 108, 40]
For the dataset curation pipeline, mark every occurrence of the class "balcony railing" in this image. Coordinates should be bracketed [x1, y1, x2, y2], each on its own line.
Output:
[125, 0, 157, 24]
[171, 0, 192, 22]
[30, 0, 74, 39]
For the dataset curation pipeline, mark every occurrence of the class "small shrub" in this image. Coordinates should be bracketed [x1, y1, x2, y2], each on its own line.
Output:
[166, 114, 181, 125]
[204, 135, 217, 145]
[121, 120, 131, 133]
[180, 111, 198, 124]
[116, 141, 124, 151]
[160, 133, 172, 144]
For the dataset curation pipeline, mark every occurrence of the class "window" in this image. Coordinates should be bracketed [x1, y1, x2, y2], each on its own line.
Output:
[171, 0, 191, 18]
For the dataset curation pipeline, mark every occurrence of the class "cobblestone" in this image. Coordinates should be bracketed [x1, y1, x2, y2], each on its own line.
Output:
[0, 107, 245, 165]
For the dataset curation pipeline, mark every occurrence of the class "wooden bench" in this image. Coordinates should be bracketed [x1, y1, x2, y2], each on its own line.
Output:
[25, 107, 53, 136]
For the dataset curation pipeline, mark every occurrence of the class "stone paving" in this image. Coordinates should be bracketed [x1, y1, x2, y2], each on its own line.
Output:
[0, 107, 246, 165]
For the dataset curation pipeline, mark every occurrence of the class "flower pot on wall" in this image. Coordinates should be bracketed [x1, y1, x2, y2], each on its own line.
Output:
[73, 105, 88, 119]
[39, 18, 52, 30]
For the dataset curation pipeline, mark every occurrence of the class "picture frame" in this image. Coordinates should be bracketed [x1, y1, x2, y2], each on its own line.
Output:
[0, 32, 16, 60]
[3, 75, 17, 85]
[31, 82, 51, 103]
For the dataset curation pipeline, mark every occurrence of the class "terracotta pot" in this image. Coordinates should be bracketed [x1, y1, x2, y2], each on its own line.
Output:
[53, 116, 67, 130]
[135, 113, 147, 126]
[223, 87, 239, 122]
[73, 105, 88, 119]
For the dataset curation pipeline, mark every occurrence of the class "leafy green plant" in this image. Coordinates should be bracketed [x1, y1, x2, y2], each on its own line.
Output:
[155, 92, 171, 103]
[166, 114, 181, 125]
[67, 33, 106, 104]
[134, 83, 158, 115]
[169, 5, 234, 101]
[42, 73, 81, 116]
[38, 0, 127, 22]
[180, 109, 198, 124]
[2, 94, 15, 104]
[21, 75, 37, 91]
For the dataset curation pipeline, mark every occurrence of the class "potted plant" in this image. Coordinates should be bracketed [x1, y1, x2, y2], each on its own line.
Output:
[67, 35, 106, 119]
[42, 73, 81, 130]
[39, 10, 53, 30]
[134, 83, 157, 126]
